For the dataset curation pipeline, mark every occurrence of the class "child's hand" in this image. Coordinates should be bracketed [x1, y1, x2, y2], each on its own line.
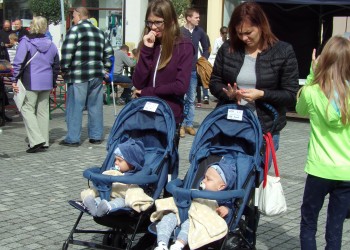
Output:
[216, 206, 229, 218]
[311, 48, 320, 72]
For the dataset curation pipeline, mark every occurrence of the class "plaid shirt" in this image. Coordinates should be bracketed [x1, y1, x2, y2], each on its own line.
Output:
[60, 20, 113, 84]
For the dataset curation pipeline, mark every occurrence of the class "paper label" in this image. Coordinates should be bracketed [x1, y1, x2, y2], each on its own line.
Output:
[227, 109, 243, 121]
[143, 101, 159, 112]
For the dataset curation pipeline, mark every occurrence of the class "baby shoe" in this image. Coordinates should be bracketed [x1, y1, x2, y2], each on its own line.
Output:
[96, 199, 112, 217]
[83, 195, 97, 216]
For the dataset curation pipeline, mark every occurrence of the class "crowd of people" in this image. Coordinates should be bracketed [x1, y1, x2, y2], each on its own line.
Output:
[1, 0, 349, 249]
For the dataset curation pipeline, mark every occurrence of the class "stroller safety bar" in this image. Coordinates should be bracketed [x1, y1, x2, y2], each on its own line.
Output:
[167, 178, 245, 200]
[83, 167, 158, 185]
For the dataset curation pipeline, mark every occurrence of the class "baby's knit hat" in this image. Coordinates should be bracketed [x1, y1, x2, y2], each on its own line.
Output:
[114, 138, 145, 172]
[210, 156, 237, 190]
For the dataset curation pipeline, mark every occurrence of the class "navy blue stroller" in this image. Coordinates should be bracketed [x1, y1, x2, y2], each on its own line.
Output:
[149, 104, 263, 249]
[63, 97, 178, 250]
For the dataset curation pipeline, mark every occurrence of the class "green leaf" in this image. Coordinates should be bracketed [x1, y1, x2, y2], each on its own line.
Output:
[29, 0, 69, 25]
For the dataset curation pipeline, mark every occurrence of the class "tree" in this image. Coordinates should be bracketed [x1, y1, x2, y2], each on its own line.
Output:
[29, 0, 69, 25]
[171, 0, 191, 17]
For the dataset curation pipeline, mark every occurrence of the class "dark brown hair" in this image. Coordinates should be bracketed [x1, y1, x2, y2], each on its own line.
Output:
[228, 2, 278, 52]
[142, 0, 181, 70]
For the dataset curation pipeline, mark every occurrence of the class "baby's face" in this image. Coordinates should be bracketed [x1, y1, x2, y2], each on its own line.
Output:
[201, 167, 226, 191]
[115, 156, 132, 172]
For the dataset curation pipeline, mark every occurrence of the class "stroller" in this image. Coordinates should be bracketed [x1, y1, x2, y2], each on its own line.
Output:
[63, 97, 179, 250]
[149, 104, 263, 249]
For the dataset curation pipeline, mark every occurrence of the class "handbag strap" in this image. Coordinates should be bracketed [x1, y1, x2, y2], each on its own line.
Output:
[262, 132, 280, 188]
[24, 51, 39, 69]
[17, 51, 39, 79]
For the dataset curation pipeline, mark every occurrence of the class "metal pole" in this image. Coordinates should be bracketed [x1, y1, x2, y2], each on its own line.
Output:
[60, 0, 66, 40]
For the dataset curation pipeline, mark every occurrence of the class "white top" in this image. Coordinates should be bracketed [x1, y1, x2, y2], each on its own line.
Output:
[212, 36, 224, 55]
[208, 36, 225, 66]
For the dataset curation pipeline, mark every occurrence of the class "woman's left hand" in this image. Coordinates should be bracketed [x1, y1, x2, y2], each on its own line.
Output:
[12, 83, 19, 93]
[240, 88, 264, 102]
[132, 89, 141, 99]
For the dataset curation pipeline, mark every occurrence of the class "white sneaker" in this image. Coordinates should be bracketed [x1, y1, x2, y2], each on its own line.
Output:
[155, 242, 168, 250]
[169, 241, 184, 250]
[155, 247, 168, 250]
[169, 245, 181, 250]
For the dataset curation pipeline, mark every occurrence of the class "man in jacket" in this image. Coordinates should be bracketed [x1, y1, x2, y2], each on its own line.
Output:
[13, 19, 29, 40]
[180, 8, 209, 138]
[60, 7, 113, 146]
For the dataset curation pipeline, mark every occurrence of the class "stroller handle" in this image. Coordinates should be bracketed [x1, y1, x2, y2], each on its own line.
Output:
[166, 178, 245, 200]
[83, 167, 159, 186]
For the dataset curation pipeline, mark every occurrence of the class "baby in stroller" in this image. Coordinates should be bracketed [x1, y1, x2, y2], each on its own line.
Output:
[153, 157, 236, 250]
[81, 138, 153, 217]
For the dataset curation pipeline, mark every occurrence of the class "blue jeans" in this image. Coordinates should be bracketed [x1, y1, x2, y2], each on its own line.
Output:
[300, 175, 350, 250]
[65, 78, 104, 143]
[113, 74, 132, 100]
[183, 70, 197, 127]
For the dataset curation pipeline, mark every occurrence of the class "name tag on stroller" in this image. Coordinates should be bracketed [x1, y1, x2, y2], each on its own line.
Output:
[143, 102, 159, 112]
[227, 109, 243, 121]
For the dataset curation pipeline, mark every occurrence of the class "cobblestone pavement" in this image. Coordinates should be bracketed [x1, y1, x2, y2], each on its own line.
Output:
[0, 101, 349, 250]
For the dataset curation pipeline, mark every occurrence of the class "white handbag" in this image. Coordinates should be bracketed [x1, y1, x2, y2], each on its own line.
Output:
[257, 132, 287, 216]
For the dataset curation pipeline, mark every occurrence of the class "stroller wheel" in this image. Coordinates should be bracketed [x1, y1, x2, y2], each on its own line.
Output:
[102, 232, 114, 246]
[112, 232, 128, 248]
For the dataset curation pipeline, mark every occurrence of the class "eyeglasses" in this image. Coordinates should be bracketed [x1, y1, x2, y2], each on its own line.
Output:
[145, 20, 164, 28]
[221, 31, 228, 35]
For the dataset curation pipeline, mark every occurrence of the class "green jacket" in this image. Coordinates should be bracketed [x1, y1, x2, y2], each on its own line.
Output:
[296, 70, 350, 180]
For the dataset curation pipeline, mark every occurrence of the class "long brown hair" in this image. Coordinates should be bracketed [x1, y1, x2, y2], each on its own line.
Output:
[142, 0, 180, 70]
[228, 2, 278, 52]
[313, 36, 350, 125]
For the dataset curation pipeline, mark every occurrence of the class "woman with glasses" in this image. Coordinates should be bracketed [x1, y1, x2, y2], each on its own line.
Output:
[132, 0, 195, 147]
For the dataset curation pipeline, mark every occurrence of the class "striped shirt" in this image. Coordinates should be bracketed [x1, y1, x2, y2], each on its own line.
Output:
[60, 20, 113, 84]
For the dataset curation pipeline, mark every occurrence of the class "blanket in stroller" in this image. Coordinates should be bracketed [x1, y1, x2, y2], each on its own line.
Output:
[150, 197, 228, 249]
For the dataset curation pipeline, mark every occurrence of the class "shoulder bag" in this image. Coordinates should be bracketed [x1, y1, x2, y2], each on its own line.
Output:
[257, 132, 287, 216]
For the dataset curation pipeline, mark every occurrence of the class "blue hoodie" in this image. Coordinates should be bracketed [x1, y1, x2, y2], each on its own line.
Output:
[12, 34, 60, 91]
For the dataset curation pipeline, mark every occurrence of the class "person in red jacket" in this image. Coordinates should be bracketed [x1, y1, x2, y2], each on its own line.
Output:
[132, 0, 194, 148]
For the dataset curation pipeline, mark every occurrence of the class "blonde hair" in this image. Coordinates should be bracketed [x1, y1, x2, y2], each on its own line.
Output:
[30, 16, 48, 34]
[313, 36, 350, 125]
[9, 33, 18, 42]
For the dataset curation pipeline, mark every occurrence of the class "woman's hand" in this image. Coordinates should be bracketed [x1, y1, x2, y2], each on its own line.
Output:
[239, 88, 264, 102]
[216, 206, 229, 218]
[143, 31, 157, 48]
[12, 82, 19, 93]
[223, 83, 242, 103]
[132, 89, 141, 99]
